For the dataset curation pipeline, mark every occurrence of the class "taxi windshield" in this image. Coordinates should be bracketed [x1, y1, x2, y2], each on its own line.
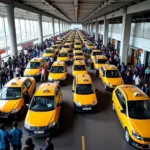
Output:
[50, 66, 64, 73]
[46, 50, 53, 53]
[75, 43, 81, 45]
[63, 45, 70, 48]
[58, 53, 67, 57]
[52, 46, 57, 49]
[27, 62, 40, 69]
[1, 87, 21, 100]
[88, 44, 94, 46]
[74, 48, 81, 50]
[30, 96, 55, 111]
[74, 65, 86, 71]
[97, 59, 107, 64]
[106, 70, 121, 78]
[75, 53, 83, 56]
[93, 52, 101, 56]
[76, 84, 94, 95]
[56, 42, 62, 44]
[128, 100, 150, 119]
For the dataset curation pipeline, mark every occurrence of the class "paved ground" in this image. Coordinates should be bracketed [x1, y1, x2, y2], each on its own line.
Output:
[4, 63, 137, 150]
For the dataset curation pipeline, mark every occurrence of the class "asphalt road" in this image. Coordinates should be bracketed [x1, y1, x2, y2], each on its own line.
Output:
[5, 63, 136, 150]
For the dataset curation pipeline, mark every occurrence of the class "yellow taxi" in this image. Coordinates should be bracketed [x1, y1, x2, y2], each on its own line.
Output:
[52, 45, 60, 55]
[99, 64, 124, 90]
[0, 77, 36, 119]
[56, 40, 63, 47]
[24, 58, 47, 81]
[86, 42, 94, 50]
[93, 55, 108, 75]
[90, 50, 101, 61]
[48, 61, 68, 85]
[72, 60, 88, 76]
[24, 83, 62, 137]
[57, 49, 70, 64]
[112, 85, 150, 149]
[72, 74, 97, 112]
[74, 42, 82, 49]
[62, 43, 72, 53]
[43, 48, 56, 60]
[73, 50, 84, 60]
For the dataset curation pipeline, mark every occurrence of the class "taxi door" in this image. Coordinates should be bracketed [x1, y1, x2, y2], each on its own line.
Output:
[114, 89, 127, 128]
[25, 79, 35, 98]
[55, 86, 62, 122]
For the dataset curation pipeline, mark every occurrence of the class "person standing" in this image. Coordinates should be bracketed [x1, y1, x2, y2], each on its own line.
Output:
[41, 66, 46, 82]
[15, 66, 20, 77]
[135, 75, 141, 88]
[44, 138, 54, 150]
[9, 121, 23, 150]
[142, 83, 149, 95]
[145, 67, 150, 82]
[0, 123, 10, 150]
[23, 138, 35, 150]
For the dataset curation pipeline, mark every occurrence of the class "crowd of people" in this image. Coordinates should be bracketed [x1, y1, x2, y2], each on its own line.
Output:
[0, 122, 54, 150]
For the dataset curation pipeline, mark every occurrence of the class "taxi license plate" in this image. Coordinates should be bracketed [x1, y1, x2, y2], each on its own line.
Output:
[34, 131, 44, 134]
[83, 107, 91, 110]
[55, 81, 60, 83]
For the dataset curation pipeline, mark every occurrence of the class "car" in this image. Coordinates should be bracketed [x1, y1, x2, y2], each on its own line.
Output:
[93, 55, 108, 75]
[48, 61, 68, 84]
[24, 58, 47, 81]
[56, 40, 63, 47]
[24, 83, 63, 137]
[72, 60, 88, 76]
[73, 50, 84, 60]
[43, 48, 56, 60]
[74, 42, 82, 49]
[112, 85, 150, 149]
[72, 74, 97, 112]
[62, 43, 72, 53]
[85, 43, 94, 50]
[57, 49, 70, 64]
[0, 77, 36, 119]
[90, 50, 101, 62]
[52, 44, 60, 55]
[99, 64, 124, 90]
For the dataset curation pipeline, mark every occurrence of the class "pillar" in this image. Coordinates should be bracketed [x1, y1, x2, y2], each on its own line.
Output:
[62, 21, 63, 32]
[120, 12, 132, 65]
[95, 20, 99, 41]
[58, 20, 60, 34]
[141, 50, 147, 65]
[103, 16, 109, 46]
[91, 22, 94, 37]
[37, 14, 43, 43]
[88, 23, 90, 35]
[115, 40, 118, 50]
[6, 5, 17, 57]
[52, 18, 55, 36]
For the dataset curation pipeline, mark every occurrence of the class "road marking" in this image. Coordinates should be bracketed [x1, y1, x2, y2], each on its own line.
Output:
[82, 136, 85, 150]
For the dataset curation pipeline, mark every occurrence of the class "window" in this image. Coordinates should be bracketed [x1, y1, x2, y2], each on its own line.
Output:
[20, 19, 27, 42]
[115, 89, 126, 110]
[101, 67, 105, 75]
[0, 17, 6, 48]
[15, 19, 21, 44]
[25, 80, 32, 89]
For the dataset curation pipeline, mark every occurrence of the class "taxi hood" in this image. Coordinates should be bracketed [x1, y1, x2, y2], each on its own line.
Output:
[26, 110, 55, 127]
[73, 71, 88, 76]
[49, 73, 66, 79]
[24, 69, 40, 75]
[129, 118, 150, 138]
[74, 94, 96, 105]
[57, 57, 69, 61]
[0, 99, 20, 112]
[106, 77, 123, 85]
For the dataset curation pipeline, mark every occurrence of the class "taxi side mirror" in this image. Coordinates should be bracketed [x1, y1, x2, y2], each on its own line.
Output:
[26, 104, 30, 107]
[120, 109, 125, 114]
[72, 90, 74, 92]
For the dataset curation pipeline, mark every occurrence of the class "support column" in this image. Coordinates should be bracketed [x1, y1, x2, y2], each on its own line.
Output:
[52, 18, 55, 36]
[141, 50, 147, 65]
[88, 23, 90, 35]
[58, 20, 60, 34]
[62, 21, 63, 32]
[115, 40, 118, 50]
[37, 14, 43, 43]
[91, 22, 94, 37]
[103, 16, 109, 47]
[6, 5, 17, 57]
[95, 19, 99, 41]
[120, 12, 132, 65]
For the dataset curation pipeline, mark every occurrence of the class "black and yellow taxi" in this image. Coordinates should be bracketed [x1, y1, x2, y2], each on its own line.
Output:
[57, 49, 70, 64]
[90, 50, 101, 62]
[52, 44, 60, 55]
[112, 85, 150, 149]
[72, 74, 97, 112]
[43, 48, 56, 60]
[72, 60, 88, 76]
[48, 61, 68, 84]
[24, 58, 47, 81]
[24, 83, 62, 137]
[73, 50, 84, 60]
[99, 64, 124, 90]
[62, 43, 72, 53]
[0, 77, 36, 119]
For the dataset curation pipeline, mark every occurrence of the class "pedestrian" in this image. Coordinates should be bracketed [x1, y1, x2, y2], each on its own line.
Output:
[44, 138, 54, 150]
[9, 121, 23, 150]
[135, 75, 141, 88]
[20, 66, 24, 77]
[23, 138, 35, 150]
[0, 123, 10, 150]
[8, 67, 14, 80]
[15, 66, 20, 77]
[137, 60, 141, 69]
[145, 66, 150, 82]
[142, 83, 149, 95]
[40, 66, 46, 82]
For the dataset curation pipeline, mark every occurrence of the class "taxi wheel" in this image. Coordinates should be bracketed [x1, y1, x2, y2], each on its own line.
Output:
[125, 129, 132, 144]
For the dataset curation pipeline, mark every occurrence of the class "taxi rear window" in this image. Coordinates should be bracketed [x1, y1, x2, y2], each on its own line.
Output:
[74, 65, 86, 70]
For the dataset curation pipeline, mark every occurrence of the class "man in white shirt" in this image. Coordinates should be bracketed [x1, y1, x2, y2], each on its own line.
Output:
[135, 75, 141, 88]
[41, 66, 45, 82]
[15, 66, 20, 77]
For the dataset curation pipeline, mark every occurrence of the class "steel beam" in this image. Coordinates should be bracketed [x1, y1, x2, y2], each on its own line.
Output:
[74, 0, 78, 23]
[127, 0, 150, 14]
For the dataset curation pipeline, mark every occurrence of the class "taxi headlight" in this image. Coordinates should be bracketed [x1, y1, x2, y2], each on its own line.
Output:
[107, 83, 112, 87]
[92, 100, 97, 106]
[25, 122, 31, 129]
[75, 101, 81, 107]
[11, 108, 18, 114]
[132, 131, 143, 140]
[48, 121, 56, 128]
[48, 77, 52, 81]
